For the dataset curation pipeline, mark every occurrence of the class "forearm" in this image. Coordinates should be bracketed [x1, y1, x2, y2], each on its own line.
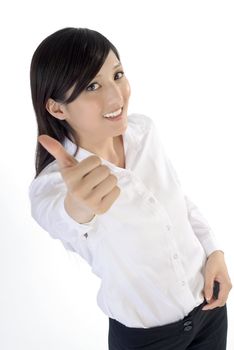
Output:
[184, 195, 224, 257]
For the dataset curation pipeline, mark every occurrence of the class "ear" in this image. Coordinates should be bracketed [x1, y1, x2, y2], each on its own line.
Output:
[45, 98, 66, 120]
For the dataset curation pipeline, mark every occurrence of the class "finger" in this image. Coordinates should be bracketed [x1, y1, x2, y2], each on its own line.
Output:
[202, 283, 226, 310]
[38, 134, 78, 168]
[202, 298, 225, 310]
[82, 165, 112, 188]
[204, 277, 215, 302]
[99, 186, 121, 213]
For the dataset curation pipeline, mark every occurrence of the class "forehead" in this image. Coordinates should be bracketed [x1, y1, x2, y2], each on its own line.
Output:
[105, 49, 119, 63]
[97, 50, 121, 74]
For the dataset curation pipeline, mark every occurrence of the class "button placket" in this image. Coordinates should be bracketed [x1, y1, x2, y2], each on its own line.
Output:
[165, 225, 180, 263]
[164, 225, 188, 288]
[141, 188, 189, 291]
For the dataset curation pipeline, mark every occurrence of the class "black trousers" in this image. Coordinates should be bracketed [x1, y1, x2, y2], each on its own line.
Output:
[108, 299, 228, 349]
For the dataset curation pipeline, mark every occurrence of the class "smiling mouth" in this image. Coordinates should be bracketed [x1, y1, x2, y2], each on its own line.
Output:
[103, 107, 123, 118]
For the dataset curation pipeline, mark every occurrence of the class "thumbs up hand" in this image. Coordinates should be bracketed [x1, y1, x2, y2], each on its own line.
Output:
[38, 135, 121, 223]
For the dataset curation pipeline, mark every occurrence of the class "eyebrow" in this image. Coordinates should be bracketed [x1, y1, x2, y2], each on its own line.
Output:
[95, 62, 122, 78]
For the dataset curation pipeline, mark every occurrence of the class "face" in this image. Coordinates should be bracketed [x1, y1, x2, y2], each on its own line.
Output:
[48, 49, 131, 154]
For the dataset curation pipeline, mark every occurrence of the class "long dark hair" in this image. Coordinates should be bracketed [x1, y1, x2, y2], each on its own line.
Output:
[30, 27, 120, 178]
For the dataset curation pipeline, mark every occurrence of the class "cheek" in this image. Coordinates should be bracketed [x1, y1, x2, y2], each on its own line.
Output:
[70, 99, 101, 118]
[123, 80, 131, 99]
[79, 101, 104, 127]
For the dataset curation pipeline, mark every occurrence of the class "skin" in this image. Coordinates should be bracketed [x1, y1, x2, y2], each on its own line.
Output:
[46, 49, 131, 166]
[202, 250, 232, 310]
[43, 49, 232, 310]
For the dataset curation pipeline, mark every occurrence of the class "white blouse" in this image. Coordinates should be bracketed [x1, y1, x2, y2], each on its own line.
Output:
[28, 113, 223, 328]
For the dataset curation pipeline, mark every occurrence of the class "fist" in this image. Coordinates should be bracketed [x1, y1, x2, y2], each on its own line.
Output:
[38, 135, 121, 216]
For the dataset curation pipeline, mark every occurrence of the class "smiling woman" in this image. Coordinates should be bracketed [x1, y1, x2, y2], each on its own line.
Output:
[30, 27, 130, 178]
[29, 27, 230, 350]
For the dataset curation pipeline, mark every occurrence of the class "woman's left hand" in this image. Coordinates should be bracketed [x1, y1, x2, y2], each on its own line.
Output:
[202, 250, 232, 310]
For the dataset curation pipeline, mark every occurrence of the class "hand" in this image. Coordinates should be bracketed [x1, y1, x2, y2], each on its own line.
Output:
[38, 135, 121, 215]
[202, 250, 232, 310]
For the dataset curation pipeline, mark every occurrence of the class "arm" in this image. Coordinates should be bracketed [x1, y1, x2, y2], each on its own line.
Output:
[30, 134, 120, 251]
[183, 195, 224, 258]
[164, 152, 224, 258]
[28, 169, 99, 260]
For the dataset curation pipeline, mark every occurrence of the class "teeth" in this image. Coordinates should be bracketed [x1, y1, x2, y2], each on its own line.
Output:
[103, 108, 122, 118]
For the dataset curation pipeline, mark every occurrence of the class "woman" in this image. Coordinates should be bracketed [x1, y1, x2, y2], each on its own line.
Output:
[29, 27, 232, 349]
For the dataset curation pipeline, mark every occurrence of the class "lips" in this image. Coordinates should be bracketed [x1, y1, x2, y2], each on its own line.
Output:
[103, 106, 123, 118]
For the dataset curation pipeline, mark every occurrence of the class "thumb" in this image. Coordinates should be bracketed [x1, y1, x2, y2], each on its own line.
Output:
[204, 276, 214, 302]
[38, 134, 78, 169]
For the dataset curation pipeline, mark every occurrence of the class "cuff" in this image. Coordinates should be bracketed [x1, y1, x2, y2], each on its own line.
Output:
[200, 231, 225, 258]
[54, 195, 99, 240]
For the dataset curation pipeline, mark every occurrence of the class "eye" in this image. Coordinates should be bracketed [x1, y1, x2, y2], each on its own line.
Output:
[86, 82, 100, 92]
[115, 71, 124, 80]
[85, 71, 125, 92]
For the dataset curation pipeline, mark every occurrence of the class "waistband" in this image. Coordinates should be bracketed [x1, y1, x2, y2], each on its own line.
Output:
[109, 298, 207, 336]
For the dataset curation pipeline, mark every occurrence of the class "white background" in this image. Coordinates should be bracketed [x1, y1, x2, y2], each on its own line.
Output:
[1, 0, 233, 349]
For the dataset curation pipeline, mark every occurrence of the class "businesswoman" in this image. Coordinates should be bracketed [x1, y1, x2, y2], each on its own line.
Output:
[29, 27, 232, 349]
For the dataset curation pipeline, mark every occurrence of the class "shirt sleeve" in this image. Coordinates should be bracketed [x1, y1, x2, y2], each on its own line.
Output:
[183, 195, 224, 258]
[28, 164, 100, 259]
[162, 146, 224, 258]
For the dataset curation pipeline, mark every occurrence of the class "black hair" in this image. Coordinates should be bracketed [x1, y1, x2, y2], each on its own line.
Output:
[30, 27, 120, 178]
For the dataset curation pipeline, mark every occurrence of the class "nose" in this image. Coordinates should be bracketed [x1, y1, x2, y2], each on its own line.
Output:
[105, 83, 124, 111]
